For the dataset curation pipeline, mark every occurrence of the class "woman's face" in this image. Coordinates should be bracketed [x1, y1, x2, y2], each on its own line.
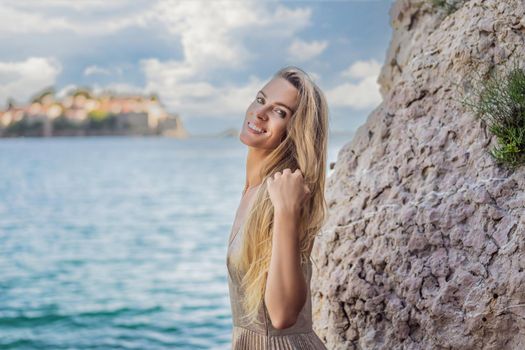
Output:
[240, 77, 299, 149]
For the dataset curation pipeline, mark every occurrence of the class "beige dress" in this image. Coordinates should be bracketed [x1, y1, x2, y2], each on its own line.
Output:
[226, 184, 328, 350]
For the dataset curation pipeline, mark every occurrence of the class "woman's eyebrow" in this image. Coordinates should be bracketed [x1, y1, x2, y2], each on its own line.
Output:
[259, 90, 293, 113]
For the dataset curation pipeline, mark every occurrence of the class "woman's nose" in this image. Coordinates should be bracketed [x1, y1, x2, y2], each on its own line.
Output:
[255, 106, 269, 119]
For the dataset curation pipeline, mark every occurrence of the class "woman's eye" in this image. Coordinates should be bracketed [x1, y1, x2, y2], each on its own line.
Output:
[254, 96, 285, 117]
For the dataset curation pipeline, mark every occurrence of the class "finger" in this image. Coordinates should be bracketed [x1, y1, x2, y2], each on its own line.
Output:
[274, 172, 281, 178]
[283, 168, 292, 174]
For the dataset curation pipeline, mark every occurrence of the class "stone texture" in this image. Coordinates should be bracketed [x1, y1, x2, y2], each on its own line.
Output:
[311, 1, 525, 349]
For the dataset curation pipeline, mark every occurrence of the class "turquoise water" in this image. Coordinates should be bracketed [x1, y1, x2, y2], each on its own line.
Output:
[0, 133, 352, 350]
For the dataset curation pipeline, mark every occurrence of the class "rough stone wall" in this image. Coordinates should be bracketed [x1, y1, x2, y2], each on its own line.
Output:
[311, 0, 525, 349]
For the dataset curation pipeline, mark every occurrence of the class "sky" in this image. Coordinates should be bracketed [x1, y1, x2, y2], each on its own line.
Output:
[0, 0, 395, 136]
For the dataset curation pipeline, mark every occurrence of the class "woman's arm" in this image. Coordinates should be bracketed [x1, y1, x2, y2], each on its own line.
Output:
[264, 208, 308, 329]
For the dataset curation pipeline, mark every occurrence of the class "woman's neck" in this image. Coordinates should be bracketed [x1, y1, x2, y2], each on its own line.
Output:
[245, 147, 269, 190]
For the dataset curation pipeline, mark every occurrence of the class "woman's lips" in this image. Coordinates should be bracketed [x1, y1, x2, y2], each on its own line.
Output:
[247, 121, 265, 134]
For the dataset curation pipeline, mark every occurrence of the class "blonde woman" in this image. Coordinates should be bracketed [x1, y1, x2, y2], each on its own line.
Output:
[226, 66, 329, 349]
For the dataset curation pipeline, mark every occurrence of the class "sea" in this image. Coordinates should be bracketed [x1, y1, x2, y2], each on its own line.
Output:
[0, 132, 353, 350]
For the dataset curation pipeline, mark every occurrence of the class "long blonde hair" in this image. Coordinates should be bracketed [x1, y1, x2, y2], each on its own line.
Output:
[230, 66, 330, 326]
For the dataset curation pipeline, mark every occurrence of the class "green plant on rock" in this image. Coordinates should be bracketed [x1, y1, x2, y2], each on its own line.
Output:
[429, 0, 464, 16]
[461, 60, 525, 169]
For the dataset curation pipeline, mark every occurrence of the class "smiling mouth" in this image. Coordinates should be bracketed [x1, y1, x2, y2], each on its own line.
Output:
[248, 121, 266, 133]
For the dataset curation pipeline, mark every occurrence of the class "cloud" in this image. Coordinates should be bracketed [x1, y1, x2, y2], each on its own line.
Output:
[154, 1, 255, 69]
[0, 5, 70, 34]
[143, 58, 267, 117]
[0, 1, 152, 35]
[139, 1, 312, 119]
[151, 1, 312, 71]
[341, 59, 382, 80]
[0, 0, 314, 120]
[84, 65, 112, 76]
[288, 39, 328, 62]
[83, 65, 125, 77]
[0, 57, 62, 104]
[325, 59, 382, 110]
[28, 0, 122, 10]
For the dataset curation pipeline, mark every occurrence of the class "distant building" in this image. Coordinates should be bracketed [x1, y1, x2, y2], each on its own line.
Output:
[0, 88, 189, 138]
[158, 115, 188, 138]
[116, 112, 150, 134]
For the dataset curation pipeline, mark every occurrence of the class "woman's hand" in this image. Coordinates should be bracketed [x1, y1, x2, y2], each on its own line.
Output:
[267, 168, 311, 215]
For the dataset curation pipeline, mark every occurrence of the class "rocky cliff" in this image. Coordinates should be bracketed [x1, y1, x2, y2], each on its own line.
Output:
[312, 0, 525, 349]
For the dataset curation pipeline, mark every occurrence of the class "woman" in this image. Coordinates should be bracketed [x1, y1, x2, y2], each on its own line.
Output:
[226, 66, 329, 349]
